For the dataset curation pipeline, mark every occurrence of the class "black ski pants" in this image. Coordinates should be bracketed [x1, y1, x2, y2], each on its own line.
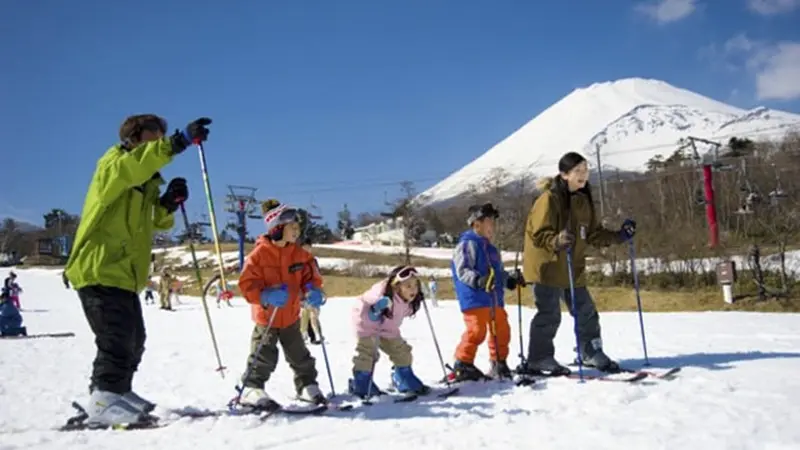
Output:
[527, 284, 602, 362]
[78, 285, 146, 394]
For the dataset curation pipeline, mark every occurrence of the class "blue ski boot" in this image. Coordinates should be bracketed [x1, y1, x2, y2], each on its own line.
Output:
[391, 366, 431, 395]
[348, 371, 383, 398]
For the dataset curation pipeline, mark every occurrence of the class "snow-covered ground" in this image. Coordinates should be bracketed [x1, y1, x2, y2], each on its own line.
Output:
[154, 242, 800, 281]
[2, 267, 800, 449]
[314, 241, 519, 262]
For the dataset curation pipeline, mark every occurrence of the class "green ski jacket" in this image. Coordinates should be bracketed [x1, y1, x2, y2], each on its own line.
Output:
[65, 138, 176, 293]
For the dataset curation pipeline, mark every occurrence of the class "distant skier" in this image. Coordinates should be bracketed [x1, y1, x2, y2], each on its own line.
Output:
[158, 269, 175, 311]
[235, 200, 327, 411]
[348, 265, 430, 398]
[143, 277, 156, 305]
[63, 114, 211, 428]
[519, 151, 636, 376]
[299, 238, 321, 344]
[0, 294, 26, 337]
[427, 275, 438, 307]
[448, 203, 524, 382]
[213, 278, 233, 308]
[2, 272, 22, 310]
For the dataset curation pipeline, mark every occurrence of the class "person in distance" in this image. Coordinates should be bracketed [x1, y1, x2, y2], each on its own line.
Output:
[64, 114, 211, 428]
[520, 151, 636, 376]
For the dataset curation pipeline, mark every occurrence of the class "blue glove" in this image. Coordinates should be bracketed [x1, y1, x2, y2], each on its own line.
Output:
[304, 283, 326, 308]
[619, 218, 636, 242]
[368, 296, 392, 322]
[260, 284, 289, 308]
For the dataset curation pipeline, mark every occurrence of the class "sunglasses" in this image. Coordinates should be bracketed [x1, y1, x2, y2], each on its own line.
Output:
[392, 266, 419, 285]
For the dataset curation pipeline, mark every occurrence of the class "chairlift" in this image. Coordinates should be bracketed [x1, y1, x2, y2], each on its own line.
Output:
[769, 164, 789, 201]
[711, 160, 734, 172]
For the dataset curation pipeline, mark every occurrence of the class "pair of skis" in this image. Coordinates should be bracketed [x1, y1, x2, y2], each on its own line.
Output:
[0, 332, 75, 340]
[559, 365, 682, 383]
[59, 399, 329, 431]
[328, 385, 460, 411]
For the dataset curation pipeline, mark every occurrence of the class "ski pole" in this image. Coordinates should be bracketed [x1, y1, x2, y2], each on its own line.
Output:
[629, 239, 650, 366]
[566, 249, 584, 383]
[180, 203, 226, 378]
[486, 267, 501, 368]
[420, 296, 450, 386]
[365, 334, 381, 401]
[315, 315, 337, 397]
[231, 305, 280, 409]
[514, 251, 526, 370]
[193, 141, 233, 301]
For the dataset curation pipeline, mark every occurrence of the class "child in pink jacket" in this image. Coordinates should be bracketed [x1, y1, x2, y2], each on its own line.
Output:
[348, 265, 429, 398]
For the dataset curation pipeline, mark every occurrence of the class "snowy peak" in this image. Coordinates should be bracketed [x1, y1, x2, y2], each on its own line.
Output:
[587, 104, 734, 149]
[420, 78, 800, 204]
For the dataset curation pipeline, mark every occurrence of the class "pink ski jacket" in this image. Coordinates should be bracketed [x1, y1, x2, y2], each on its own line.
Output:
[352, 279, 414, 339]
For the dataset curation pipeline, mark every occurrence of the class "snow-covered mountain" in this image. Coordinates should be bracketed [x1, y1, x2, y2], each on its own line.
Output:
[420, 78, 800, 205]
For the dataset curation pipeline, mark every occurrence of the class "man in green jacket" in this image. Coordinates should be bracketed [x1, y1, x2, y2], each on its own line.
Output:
[64, 114, 211, 428]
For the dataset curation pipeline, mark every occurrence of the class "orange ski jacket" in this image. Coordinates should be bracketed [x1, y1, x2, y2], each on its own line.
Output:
[238, 235, 323, 328]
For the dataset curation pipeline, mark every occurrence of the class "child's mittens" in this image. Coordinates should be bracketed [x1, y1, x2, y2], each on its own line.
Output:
[260, 284, 289, 308]
[304, 283, 326, 308]
[368, 296, 392, 322]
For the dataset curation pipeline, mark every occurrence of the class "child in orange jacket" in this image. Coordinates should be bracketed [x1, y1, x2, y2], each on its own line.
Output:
[237, 200, 326, 412]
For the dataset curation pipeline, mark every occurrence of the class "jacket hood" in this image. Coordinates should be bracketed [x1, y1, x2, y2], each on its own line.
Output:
[365, 278, 390, 299]
[255, 234, 271, 247]
[536, 176, 556, 191]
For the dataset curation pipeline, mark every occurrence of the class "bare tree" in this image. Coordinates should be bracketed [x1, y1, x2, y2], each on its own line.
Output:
[383, 181, 428, 265]
[0, 218, 19, 253]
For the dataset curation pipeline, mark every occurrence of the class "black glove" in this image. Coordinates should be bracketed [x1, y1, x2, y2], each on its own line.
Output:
[169, 117, 212, 155]
[554, 229, 575, 250]
[475, 274, 489, 291]
[506, 269, 525, 290]
[160, 178, 188, 213]
[619, 218, 636, 241]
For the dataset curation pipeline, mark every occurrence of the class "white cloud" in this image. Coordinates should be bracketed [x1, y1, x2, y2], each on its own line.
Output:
[747, 0, 800, 15]
[754, 42, 800, 100]
[707, 33, 800, 101]
[635, 0, 699, 24]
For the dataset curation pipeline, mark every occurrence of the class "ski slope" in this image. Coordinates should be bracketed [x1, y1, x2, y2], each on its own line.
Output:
[2, 268, 800, 450]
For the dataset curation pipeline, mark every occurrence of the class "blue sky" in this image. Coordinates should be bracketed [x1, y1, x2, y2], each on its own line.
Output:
[2, 0, 799, 231]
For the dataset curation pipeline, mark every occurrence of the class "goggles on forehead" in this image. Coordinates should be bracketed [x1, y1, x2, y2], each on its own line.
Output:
[391, 266, 419, 285]
[467, 203, 500, 226]
[264, 205, 301, 230]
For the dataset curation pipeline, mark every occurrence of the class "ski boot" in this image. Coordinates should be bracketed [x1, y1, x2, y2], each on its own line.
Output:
[520, 356, 571, 377]
[446, 360, 491, 383]
[83, 390, 155, 429]
[576, 339, 621, 373]
[238, 387, 282, 414]
[348, 371, 383, 399]
[298, 384, 327, 405]
[391, 366, 431, 395]
[489, 360, 513, 380]
[122, 391, 156, 414]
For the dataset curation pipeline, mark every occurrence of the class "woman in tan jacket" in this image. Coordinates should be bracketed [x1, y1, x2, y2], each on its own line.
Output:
[519, 152, 636, 376]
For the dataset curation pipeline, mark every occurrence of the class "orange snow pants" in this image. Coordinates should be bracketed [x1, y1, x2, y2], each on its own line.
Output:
[454, 306, 510, 364]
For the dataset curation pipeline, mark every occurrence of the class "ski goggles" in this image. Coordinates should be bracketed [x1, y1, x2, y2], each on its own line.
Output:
[264, 204, 301, 231]
[391, 266, 419, 285]
[466, 203, 500, 226]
